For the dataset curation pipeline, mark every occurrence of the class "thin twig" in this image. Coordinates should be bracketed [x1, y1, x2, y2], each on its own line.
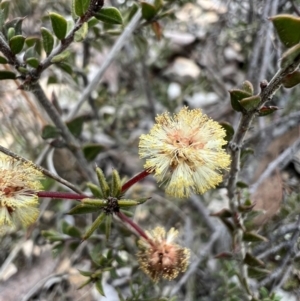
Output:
[0, 144, 84, 194]
[31, 0, 104, 78]
[246, 111, 300, 145]
[189, 194, 216, 233]
[30, 82, 94, 182]
[258, 214, 300, 291]
[250, 137, 300, 194]
[170, 231, 220, 296]
[67, 8, 143, 120]
[227, 29, 300, 297]
[290, 0, 300, 16]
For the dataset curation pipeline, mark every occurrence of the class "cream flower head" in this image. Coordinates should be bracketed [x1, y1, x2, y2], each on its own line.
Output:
[139, 107, 231, 198]
[137, 226, 190, 282]
[0, 153, 44, 233]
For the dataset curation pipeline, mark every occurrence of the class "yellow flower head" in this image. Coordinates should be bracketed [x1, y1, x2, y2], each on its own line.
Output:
[139, 107, 231, 198]
[0, 153, 44, 233]
[137, 226, 190, 282]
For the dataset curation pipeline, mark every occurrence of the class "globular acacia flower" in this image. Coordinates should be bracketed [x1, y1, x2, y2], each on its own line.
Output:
[137, 226, 190, 282]
[0, 153, 44, 233]
[139, 107, 231, 198]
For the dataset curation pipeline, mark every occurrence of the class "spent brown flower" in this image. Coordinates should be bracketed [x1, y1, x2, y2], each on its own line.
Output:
[137, 226, 190, 282]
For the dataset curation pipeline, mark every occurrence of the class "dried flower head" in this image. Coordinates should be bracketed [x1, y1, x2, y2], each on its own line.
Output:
[0, 154, 44, 233]
[137, 227, 190, 282]
[139, 107, 231, 198]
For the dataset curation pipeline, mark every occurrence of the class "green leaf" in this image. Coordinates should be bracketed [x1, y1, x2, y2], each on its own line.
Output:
[105, 214, 112, 240]
[0, 1, 10, 22]
[4, 17, 24, 37]
[241, 80, 254, 95]
[41, 124, 61, 139]
[23, 46, 39, 62]
[244, 252, 265, 268]
[83, 144, 104, 161]
[51, 50, 71, 63]
[77, 278, 92, 289]
[62, 220, 82, 238]
[87, 16, 99, 28]
[96, 167, 110, 198]
[95, 7, 123, 25]
[236, 181, 249, 188]
[82, 198, 107, 206]
[0, 70, 16, 80]
[26, 57, 39, 68]
[0, 56, 8, 64]
[0, 10, 6, 30]
[86, 182, 103, 198]
[210, 208, 233, 218]
[49, 12, 68, 40]
[110, 169, 121, 198]
[118, 198, 149, 206]
[258, 106, 279, 117]
[270, 14, 300, 48]
[239, 95, 261, 111]
[248, 267, 270, 279]
[219, 121, 234, 143]
[7, 27, 15, 40]
[243, 231, 268, 242]
[82, 212, 106, 240]
[74, 21, 88, 42]
[41, 27, 54, 56]
[52, 242, 64, 257]
[280, 43, 300, 69]
[125, 3, 139, 23]
[66, 116, 84, 137]
[95, 279, 105, 296]
[56, 62, 73, 75]
[74, 0, 90, 17]
[154, 0, 163, 10]
[41, 230, 60, 238]
[141, 2, 157, 20]
[282, 70, 300, 88]
[9, 35, 25, 54]
[78, 269, 93, 277]
[229, 89, 251, 112]
[24, 37, 35, 47]
[67, 203, 101, 215]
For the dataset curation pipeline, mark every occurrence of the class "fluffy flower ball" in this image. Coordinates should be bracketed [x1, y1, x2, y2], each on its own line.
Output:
[137, 227, 190, 282]
[139, 107, 231, 198]
[0, 153, 44, 233]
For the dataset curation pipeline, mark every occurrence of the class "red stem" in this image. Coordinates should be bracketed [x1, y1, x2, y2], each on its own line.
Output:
[121, 169, 151, 192]
[37, 191, 88, 200]
[116, 211, 154, 246]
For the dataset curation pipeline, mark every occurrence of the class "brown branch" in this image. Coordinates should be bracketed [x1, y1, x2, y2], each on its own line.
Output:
[29, 82, 95, 182]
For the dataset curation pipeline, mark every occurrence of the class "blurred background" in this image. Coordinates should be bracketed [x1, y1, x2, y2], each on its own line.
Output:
[1, 0, 300, 300]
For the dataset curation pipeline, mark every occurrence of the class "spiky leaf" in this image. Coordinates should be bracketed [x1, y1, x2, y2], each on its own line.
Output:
[82, 212, 106, 240]
[68, 204, 101, 215]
